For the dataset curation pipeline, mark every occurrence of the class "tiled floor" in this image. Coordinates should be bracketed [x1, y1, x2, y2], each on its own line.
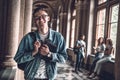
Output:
[0, 61, 92, 80]
[0, 68, 16, 80]
[55, 61, 91, 80]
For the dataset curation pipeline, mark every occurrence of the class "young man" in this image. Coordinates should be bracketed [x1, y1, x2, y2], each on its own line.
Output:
[74, 34, 86, 73]
[14, 5, 68, 80]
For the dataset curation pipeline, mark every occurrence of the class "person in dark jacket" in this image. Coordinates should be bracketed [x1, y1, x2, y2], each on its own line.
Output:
[14, 5, 68, 80]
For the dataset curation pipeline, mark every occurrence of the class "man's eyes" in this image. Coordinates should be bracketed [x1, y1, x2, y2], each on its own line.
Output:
[35, 15, 48, 20]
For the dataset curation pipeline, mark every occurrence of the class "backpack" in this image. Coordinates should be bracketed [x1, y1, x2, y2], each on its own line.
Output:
[73, 46, 79, 53]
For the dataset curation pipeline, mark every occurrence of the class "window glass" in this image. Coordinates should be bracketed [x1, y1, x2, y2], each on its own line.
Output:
[109, 5, 119, 57]
[111, 5, 119, 22]
[96, 9, 106, 38]
[110, 23, 118, 47]
[97, 25, 105, 38]
[98, 0, 107, 5]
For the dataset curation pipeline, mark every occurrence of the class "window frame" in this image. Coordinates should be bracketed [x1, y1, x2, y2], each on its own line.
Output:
[93, 0, 119, 57]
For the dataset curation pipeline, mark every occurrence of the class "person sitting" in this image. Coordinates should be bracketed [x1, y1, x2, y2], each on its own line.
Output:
[88, 37, 106, 75]
[88, 38, 114, 80]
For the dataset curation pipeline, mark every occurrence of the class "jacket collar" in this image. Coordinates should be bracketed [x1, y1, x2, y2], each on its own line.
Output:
[35, 28, 53, 41]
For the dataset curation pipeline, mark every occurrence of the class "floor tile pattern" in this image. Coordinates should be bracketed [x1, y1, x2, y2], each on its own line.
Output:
[55, 62, 91, 80]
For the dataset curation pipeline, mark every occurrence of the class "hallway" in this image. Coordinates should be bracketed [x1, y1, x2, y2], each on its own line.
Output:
[55, 61, 90, 80]
[0, 61, 91, 80]
[0, 0, 120, 80]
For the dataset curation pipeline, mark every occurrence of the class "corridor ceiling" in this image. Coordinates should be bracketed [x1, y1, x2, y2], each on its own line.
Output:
[33, 0, 64, 18]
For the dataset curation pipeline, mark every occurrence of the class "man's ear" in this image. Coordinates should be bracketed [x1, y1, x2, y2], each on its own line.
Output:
[33, 17, 36, 23]
[47, 16, 50, 21]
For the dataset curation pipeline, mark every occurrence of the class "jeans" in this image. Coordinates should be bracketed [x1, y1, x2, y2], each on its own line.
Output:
[89, 52, 104, 74]
[89, 57, 100, 74]
[75, 52, 83, 71]
[94, 56, 112, 75]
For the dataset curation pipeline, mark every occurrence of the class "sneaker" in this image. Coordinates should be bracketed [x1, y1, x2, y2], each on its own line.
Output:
[92, 76, 99, 80]
[75, 71, 79, 74]
[87, 73, 95, 79]
[72, 70, 79, 74]
[83, 72, 90, 76]
[78, 69, 83, 73]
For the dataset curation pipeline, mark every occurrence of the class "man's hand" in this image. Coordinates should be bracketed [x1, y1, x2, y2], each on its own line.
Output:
[78, 45, 84, 48]
[39, 44, 50, 56]
[93, 46, 96, 49]
[32, 40, 41, 56]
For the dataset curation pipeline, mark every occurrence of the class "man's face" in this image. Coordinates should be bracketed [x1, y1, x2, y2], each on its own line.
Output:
[81, 36, 85, 40]
[34, 10, 50, 29]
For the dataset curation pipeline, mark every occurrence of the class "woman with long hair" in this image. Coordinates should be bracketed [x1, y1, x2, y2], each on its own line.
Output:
[88, 38, 114, 80]
[88, 37, 106, 75]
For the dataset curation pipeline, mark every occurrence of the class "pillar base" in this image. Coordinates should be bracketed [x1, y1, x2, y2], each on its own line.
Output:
[1, 55, 17, 68]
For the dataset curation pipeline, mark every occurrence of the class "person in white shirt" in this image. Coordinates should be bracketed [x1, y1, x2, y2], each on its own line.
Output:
[74, 34, 86, 73]
[88, 38, 114, 80]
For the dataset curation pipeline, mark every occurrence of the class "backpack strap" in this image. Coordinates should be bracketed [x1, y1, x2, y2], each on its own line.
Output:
[28, 32, 36, 42]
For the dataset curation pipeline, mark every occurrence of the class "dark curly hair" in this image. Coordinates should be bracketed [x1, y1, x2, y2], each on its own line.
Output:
[33, 5, 49, 16]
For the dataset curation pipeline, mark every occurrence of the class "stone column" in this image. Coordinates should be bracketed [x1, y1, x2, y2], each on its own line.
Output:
[82, 0, 89, 34]
[58, 12, 67, 41]
[19, 0, 25, 42]
[2, 0, 20, 67]
[86, 0, 94, 57]
[59, 12, 64, 34]
[75, 0, 83, 40]
[23, 0, 33, 35]
[61, 12, 68, 42]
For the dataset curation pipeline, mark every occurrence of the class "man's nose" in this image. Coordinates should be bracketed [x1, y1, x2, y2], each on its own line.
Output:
[38, 16, 42, 19]
[38, 16, 45, 21]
